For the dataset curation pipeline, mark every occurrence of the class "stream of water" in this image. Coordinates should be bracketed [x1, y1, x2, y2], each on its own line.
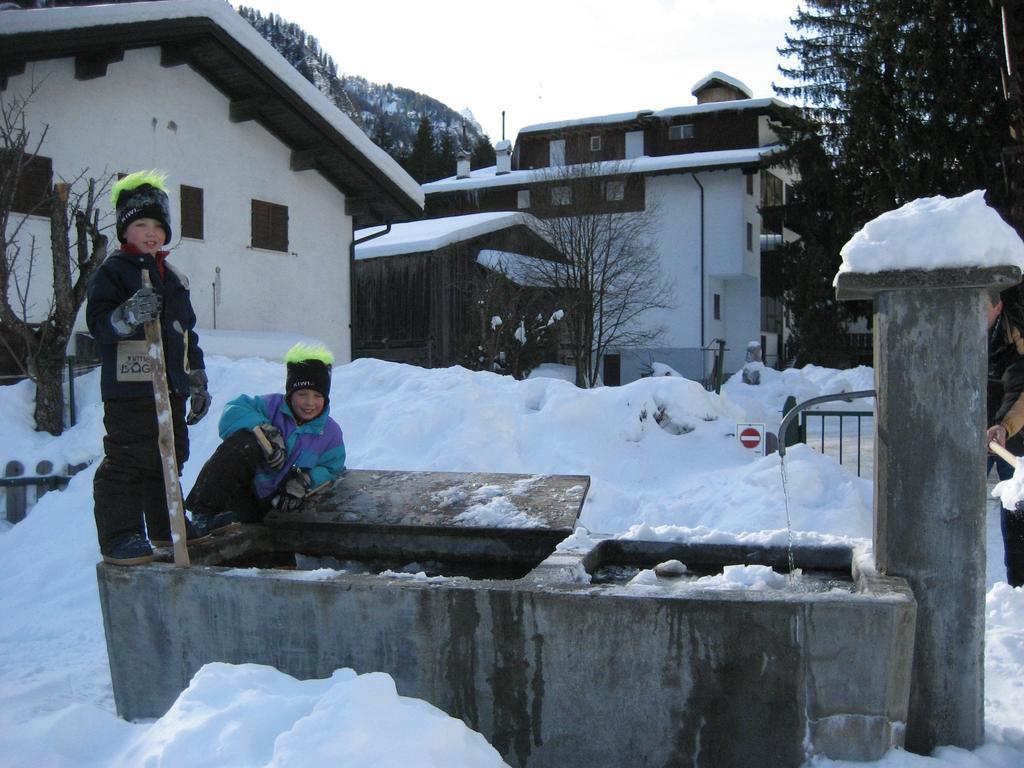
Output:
[779, 452, 797, 582]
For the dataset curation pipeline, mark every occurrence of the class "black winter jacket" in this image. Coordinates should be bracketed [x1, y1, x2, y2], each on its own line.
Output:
[988, 314, 1024, 454]
[86, 248, 204, 401]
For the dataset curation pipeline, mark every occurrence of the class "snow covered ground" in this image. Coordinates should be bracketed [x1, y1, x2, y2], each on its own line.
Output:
[0, 352, 1021, 767]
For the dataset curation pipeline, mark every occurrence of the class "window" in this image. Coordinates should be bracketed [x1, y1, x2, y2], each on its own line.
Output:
[549, 139, 566, 167]
[625, 130, 644, 159]
[517, 189, 531, 209]
[669, 123, 695, 141]
[590, 135, 601, 152]
[760, 171, 783, 208]
[251, 199, 288, 252]
[713, 293, 721, 321]
[746, 222, 753, 251]
[604, 180, 625, 201]
[180, 185, 204, 239]
[551, 186, 572, 206]
[746, 172, 754, 196]
[8, 153, 52, 216]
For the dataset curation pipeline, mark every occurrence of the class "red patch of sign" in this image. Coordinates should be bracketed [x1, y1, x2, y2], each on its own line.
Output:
[740, 427, 761, 449]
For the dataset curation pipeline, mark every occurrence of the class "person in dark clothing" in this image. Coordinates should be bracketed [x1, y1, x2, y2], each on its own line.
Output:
[186, 343, 345, 532]
[987, 287, 1024, 587]
[86, 171, 210, 565]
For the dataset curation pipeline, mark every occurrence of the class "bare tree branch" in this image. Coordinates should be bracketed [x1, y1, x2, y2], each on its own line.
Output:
[1, 85, 112, 434]
[524, 160, 672, 386]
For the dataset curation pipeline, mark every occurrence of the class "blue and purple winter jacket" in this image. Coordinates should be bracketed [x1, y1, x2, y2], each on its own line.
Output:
[218, 392, 345, 498]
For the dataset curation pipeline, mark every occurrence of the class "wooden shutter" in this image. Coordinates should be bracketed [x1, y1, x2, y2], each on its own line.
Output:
[251, 199, 288, 252]
[9, 153, 53, 216]
[180, 185, 204, 239]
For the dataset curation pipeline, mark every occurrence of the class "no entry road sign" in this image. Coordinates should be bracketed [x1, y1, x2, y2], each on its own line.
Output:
[737, 422, 766, 456]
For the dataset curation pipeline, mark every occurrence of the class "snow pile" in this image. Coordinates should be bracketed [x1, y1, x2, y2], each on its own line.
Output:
[993, 460, 1024, 512]
[628, 563, 789, 591]
[835, 190, 1024, 279]
[721, 363, 875, 431]
[0, 355, 1021, 768]
[119, 664, 506, 768]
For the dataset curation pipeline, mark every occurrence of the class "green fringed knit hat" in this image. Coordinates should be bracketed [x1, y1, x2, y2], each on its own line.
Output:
[111, 170, 172, 245]
[285, 343, 334, 405]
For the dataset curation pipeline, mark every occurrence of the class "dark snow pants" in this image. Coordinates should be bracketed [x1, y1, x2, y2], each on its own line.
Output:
[1003, 508, 1024, 587]
[185, 430, 273, 523]
[92, 396, 188, 553]
[989, 454, 1024, 587]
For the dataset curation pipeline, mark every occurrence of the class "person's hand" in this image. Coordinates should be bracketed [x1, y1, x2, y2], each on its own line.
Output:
[186, 369, 211, 425]
[254, 423, 287, 469]
[111, 287, 161, 335]
[988, 424, 1008, 448]
[273, 469, 311, 512]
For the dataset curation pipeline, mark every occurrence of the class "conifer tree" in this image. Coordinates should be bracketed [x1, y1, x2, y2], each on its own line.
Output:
[471, 135, 496, 169]
[405, 116, 437, 183]
[775, 0, 1010, 364]
[435, 131, 456, 182]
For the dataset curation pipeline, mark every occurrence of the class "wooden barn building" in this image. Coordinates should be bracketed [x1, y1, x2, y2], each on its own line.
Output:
[353, 212, 568, 374]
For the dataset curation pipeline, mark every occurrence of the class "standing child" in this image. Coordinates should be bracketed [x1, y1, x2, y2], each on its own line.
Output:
[87, 170, 210, 565]
[186, 343, 345, 532]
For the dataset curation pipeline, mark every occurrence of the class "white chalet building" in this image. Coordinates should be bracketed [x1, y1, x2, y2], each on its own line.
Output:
[1, 0, 423, 364]
[424, 72, 799, 385]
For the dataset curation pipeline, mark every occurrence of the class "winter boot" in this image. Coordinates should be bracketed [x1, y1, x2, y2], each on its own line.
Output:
[102, 532, 155, 566]
[150, 518, 213, 549]
[191, 510, 241, 538]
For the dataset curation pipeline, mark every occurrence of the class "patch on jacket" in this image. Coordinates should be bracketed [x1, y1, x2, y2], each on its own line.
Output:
[116, 340, 153, 382]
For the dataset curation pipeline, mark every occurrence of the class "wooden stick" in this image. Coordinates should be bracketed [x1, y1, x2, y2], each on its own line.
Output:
[252, 424, 274, 454]
[989, 440, 1020, 470]
[142, 271, 190, 567]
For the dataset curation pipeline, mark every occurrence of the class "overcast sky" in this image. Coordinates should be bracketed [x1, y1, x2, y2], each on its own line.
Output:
[230, 0, 803, 141]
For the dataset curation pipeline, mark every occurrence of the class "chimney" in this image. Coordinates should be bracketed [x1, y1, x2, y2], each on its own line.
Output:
[456, 149, 472, 180]
[691, 71, 753, 104]
[495, 139, 512, 175]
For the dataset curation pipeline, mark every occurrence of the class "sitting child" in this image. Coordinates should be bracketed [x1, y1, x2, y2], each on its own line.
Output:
[186, 343, 345, 532]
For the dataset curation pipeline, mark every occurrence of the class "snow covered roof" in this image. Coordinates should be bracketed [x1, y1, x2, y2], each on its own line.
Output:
[517, 98, 790, 136]
[355, 211, 543, 259]
[518, 111, 650, 135]
[476, 249, 555, 287]
[423, 147, 782, 194]
[691, 71, 753, 99]
[652, 98, 791, 120]
[0, 0, 423, 224]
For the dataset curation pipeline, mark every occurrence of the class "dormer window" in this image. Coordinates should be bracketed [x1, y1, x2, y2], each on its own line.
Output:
[590, 135, 601, 152]
[669, 124, 696, 141]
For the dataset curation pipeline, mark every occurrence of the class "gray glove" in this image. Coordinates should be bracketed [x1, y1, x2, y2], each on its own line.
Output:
[186, 369, 210, 425]
[254, 423, 287, 469]
[111, 287, 161, 336]
[273, 469, 311, 512]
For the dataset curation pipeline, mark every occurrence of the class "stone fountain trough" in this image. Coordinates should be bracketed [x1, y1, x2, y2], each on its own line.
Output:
[98, 469, 915, 768]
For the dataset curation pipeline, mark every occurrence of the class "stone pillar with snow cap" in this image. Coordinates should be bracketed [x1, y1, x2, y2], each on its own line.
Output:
[834, 189, 1024, 754]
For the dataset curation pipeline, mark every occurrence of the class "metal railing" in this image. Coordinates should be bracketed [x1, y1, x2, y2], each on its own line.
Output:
[1, 460, 77, 523]
[778, 390, 876, 476]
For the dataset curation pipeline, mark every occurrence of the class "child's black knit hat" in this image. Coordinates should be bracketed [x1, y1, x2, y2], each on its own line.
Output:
[285, 343, 334, 407]
[112, 170, 172, 245]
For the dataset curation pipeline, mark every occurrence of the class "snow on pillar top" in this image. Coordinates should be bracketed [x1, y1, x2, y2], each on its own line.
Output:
[834, 190, 1024, 285]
